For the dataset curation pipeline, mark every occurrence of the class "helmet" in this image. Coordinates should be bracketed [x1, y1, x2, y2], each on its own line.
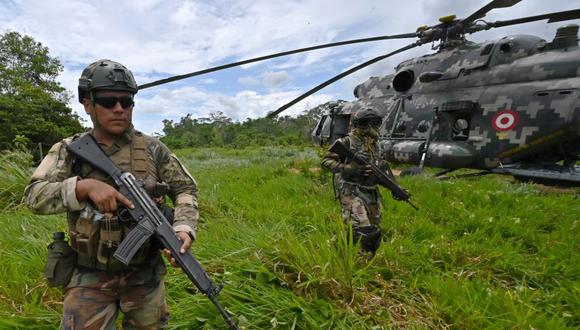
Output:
[352, 108, 382, 127]
[78, 59, 138, 103]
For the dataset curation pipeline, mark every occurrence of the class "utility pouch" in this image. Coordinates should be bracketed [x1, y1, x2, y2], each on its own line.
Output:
[96, 229, 122, 264]
[44, 232, 76, 287]
[70, 207, 100, 256]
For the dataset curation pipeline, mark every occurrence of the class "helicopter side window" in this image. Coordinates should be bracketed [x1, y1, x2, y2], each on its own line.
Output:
[452, 118, 470, 141]
[440, 101, 475, 141]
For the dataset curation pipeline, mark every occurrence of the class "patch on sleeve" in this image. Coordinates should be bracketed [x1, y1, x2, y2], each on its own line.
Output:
[171, 154, 198, 186]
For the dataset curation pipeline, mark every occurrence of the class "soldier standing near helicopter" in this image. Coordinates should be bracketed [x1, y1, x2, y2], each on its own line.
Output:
[322, 107, 394, 258]
[24, 59, 198, 329]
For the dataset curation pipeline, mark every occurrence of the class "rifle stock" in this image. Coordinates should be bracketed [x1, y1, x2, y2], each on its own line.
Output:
[67, 134, 239, 330]
[329, 140, 418, 210]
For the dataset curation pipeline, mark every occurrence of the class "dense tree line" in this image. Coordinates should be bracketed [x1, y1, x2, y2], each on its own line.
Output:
[1, 31, 327, 152]
[160, 108, 324, 149]
[0, 31, 84, 151]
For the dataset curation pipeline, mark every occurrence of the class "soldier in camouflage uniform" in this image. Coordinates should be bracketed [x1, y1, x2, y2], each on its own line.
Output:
[24, 59, 199, 329]
[321, 108, 393, 258]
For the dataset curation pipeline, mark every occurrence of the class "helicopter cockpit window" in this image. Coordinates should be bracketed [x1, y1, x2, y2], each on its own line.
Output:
[499, 42, 513, 53]
[480, 43, 494, 56]
[313, 116, 329, 138]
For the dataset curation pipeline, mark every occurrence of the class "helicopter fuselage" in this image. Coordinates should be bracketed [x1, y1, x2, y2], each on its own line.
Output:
[376, 32, 579, 172]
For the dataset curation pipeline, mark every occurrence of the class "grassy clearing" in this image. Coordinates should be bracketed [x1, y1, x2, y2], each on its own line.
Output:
[0, 146, 578, 329]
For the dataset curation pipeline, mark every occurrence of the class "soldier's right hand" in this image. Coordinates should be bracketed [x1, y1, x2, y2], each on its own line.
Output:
[75, 178, 134, 213]
[342, 162, 372, 177]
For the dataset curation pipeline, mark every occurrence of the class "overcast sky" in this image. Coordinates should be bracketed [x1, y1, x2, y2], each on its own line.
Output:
[1, 0, 578, 134]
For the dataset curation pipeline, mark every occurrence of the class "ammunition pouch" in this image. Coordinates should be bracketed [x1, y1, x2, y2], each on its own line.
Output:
[44, 235, 76, 287]
[69, 205, 154, 273]
[66, 131, 168, 274]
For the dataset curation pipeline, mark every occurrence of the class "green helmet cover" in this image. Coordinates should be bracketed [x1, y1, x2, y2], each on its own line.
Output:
[78, 59, 138, 103]
[352, 107, 382, 127]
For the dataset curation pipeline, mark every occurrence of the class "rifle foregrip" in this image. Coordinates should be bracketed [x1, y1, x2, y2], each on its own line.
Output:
[113, 221, 155, 265]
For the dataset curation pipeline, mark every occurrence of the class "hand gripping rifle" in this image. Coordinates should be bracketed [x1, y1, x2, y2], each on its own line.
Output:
[329, 140, 419, 211]
[67, 134, 239, 330]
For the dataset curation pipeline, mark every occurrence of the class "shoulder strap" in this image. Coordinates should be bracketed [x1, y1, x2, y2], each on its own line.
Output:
[131, 130, 148, 179]
[68, 133, 88, 177]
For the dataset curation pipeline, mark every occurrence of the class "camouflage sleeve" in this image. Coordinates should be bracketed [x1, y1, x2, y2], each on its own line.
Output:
[153, 142, 199, 239]
[321, 151, 343, 173]
[24, 140, 85, 214]
[321, 137, 348, 173]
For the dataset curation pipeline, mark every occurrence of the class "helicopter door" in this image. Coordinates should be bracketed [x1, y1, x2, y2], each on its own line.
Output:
[329, 114, 351, 144]
[311, 115, 329, 146]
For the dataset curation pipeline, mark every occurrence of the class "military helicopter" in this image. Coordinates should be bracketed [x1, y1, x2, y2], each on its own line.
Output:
[139, 0, 580, 186]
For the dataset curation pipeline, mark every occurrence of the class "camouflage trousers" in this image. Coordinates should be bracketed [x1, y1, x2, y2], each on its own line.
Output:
[338, 182, 382, 230]
[61, 261, 168, 330]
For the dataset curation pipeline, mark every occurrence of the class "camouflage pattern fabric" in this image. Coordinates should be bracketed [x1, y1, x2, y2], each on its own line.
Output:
[322, 133, 385, 231]
[25, 127, 199, 235]
[24, 127, 198, 328]
[336, 176, 382, 229]
[61, 260, 168, 330]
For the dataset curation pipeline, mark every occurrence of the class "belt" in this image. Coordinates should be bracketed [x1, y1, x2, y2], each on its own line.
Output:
[341, 180, 378, 191]
[76, 251, 161, 275]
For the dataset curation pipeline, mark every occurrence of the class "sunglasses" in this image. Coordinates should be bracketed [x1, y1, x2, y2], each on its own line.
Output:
[358, 118, 382, 128]
[93, 96, 134, 109]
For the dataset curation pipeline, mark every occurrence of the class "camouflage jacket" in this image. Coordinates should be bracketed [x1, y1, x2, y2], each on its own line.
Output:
[321, 133, 386, 187]
[24, 128, 199, 238]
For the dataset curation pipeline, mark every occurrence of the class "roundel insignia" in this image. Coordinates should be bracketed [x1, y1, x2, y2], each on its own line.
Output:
[492, 110, 519, 131]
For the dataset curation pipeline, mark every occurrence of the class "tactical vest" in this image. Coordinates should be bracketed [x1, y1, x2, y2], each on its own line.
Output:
[341, 134, 381, 187]
[67, 130, 159, 273]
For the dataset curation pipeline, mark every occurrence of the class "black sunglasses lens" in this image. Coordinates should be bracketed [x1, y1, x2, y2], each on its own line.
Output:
[95, 96, 134, 109]
[95, 96, 117, 108]
[118, 97, 134, 108]
[358, 118, 382, 127]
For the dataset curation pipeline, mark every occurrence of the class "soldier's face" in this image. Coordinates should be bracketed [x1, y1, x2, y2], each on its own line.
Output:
[84, 90, 134, 136]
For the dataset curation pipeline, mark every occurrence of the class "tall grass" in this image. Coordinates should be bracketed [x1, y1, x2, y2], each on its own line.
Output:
[0, 150, 33, 210]
[0, 146, 578, 329]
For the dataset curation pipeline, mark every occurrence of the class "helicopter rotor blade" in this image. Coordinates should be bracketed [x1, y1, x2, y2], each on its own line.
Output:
[489, 9, 580, 29]
[267, 42, 419, 118]
[138, 32, 417, 90]
[460, 0, 522, 27]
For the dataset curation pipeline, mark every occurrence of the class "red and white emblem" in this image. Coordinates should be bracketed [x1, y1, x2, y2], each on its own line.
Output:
[492, 110, 519, 131]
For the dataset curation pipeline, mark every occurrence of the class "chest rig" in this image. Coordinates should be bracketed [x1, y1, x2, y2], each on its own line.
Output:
[68, 131, 158, 273]
[342, 134, 381, 187]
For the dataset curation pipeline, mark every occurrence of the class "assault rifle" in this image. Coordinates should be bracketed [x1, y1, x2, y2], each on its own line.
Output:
[67, 134, 239, 330]
[329, 140, 419, 211]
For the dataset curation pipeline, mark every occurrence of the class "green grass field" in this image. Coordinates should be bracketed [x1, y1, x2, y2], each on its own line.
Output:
[0, 147, 578, 329]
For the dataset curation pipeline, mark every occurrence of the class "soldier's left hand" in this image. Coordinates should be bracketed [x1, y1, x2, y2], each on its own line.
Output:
[163, 231, 193, 267]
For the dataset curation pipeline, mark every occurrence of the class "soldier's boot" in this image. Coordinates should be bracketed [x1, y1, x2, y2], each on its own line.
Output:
[352, 226, 382, 259]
